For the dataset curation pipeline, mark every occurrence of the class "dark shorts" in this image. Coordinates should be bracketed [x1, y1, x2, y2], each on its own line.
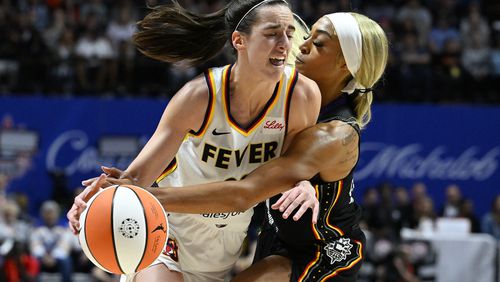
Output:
[254, 226, 366, 282]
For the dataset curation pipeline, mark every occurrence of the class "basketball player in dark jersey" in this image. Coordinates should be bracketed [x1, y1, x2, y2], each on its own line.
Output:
[74, 12, 388, 282]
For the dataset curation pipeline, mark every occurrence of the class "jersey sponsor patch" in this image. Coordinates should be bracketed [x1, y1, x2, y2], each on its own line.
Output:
[201, 212, 242, 219]
[262, 117, 285, 134]
[324, 238, 353, 264]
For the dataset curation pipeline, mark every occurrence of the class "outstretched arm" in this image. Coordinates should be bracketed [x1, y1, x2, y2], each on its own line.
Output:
[148, 121, 359, 214]
[67, 76, 209, 234]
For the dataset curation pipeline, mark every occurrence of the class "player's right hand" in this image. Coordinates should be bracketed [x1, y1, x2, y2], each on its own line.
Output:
[271, 180, 319, 224]
[67, 174, 107, 235]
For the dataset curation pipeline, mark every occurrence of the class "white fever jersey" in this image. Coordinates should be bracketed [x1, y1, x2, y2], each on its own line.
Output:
[156, 64, 298, 232]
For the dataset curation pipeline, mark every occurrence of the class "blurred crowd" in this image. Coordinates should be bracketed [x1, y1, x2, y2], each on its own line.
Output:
[358, 182, 500, 281]
[0, 0, 499, 102]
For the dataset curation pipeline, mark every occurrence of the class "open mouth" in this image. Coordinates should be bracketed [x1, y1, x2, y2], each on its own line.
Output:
[269, 57, 286, 66]
[295, 56, 304, 64]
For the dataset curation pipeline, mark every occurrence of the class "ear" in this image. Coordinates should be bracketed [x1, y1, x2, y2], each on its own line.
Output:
[339, 62, 349, 71]
[338, 55, 349, 71]
[231, 31, 245, 51]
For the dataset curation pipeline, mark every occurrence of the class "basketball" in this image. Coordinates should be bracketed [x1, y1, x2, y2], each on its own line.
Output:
[78, 185, 168, 274]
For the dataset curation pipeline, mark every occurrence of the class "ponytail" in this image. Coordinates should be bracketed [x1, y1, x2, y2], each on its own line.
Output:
[133, 0, 291, 67]
[133, 1, 228, 66]
[350, 13, 388, 129]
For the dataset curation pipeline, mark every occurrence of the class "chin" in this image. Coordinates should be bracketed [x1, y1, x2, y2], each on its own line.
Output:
[268, 65, 286, 79]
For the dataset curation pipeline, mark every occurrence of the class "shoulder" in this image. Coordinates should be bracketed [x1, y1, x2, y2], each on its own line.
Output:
[288, 121, 359, 162]
[159, 73, 210, 131]
[292, 72, 321, 104]
[169, 73, 210, 109]
[315, 120, 360, 147]
[286, 71, 321, 123]
[301, 120, 357, 139]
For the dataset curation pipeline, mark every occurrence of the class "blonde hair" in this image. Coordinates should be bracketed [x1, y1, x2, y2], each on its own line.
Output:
[350, 13, 388, 129]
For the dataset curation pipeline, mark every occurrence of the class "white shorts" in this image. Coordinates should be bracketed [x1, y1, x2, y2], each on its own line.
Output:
[121, 213, 249, 282]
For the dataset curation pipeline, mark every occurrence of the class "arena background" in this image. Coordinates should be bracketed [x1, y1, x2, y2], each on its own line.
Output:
[1, 0, 499, 282]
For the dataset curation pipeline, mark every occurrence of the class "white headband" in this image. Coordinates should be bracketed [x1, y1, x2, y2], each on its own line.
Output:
[234, 0, 289, 32]
[325, 13, 364, 94]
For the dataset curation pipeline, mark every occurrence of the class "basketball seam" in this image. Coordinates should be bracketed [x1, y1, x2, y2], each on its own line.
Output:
[112, 186, 126, 274]
[129, 186, 149, 273]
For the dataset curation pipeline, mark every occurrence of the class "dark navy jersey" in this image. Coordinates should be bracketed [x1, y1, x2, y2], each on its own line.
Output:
[268, 93, 363, 246]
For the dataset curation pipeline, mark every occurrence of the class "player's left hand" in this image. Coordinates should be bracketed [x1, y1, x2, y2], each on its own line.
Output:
[271, 180, 319, 224]
[81, 166, 136, 187]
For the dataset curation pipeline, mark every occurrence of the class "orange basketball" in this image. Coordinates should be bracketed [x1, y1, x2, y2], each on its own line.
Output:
[79, 185, 168, 274]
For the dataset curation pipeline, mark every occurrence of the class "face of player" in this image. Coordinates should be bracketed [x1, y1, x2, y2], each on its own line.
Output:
[240, 5, 295, 81]
[295, 16, 344, 85]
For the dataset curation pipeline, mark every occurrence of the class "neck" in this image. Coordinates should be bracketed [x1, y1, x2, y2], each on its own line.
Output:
[231, 62, 278, 103]
[318, 74, 352, 107]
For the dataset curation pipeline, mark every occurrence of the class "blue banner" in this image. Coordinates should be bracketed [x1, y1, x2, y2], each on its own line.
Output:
[355, 104, 500, 217]
[1, 97, 499, 217]
[2, 96, 167, 215]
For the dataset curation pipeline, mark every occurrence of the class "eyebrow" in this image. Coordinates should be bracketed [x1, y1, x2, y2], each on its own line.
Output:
[315, 28, 333, 38]
[263, 23, 296, 31]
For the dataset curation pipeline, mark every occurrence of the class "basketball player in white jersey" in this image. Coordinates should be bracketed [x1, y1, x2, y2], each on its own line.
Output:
[68, 1, 320, 281]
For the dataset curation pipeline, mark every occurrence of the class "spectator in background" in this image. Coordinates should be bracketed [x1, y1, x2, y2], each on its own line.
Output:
[386, 243, 421, 282]
[459, 198, 480, 233]
[106, 3, 137, 95]
[440, 184, 463, 217]
[30, 201, 73, 282]
[0, 200, 38, 282]
[0, 174, 8, 208]
[460, 2, 490, 50]
[0, 200, 31, 247]
[75, 12, 114, 94]
[49, 28, 76, 95]
[481, 195, 500, 240]
[412, 196, 436, 230]
[0, 6, 19, 93]
[461, 32, 491, 102]
[396, 31, 432, 101]
[43, 8, 67, 50]
[79, 0, 108, 27]
[361, 187, 382, 231]
[411, 182, 428, 204]
[377, 182, 398, 238]
[429, 16, 460, 55]
[23, 0, 50, 32]
[433, 37, 468, 102]
[393, 186, 414, 236]
[460, 3, 491, 102]
[293, 1, 315, 25]
[362, 0, 396, 23]
[491, 33, 500, 103]
[396, 0, 432, 47]
[16, 9, 51, 93]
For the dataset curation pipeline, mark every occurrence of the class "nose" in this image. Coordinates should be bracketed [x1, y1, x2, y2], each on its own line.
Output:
[277, 33, 291, 52]
[299, 41, 310, 54]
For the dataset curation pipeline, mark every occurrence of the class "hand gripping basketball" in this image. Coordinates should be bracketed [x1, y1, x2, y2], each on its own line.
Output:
[78, 184, 168, 274]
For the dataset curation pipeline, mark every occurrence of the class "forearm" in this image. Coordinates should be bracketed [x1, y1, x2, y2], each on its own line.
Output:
[148, 157, 315, 214]
[146, 183, 251, 214]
